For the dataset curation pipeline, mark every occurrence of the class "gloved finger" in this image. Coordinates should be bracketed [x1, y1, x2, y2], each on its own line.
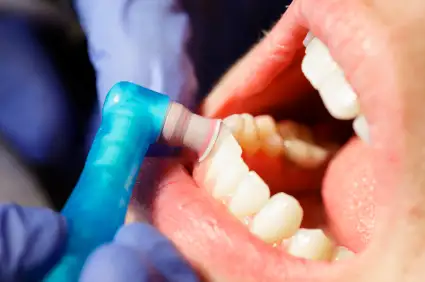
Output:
[79, 243, 157, 282]
[0, 17, 72, 164]
[114, 223, 199, 282]
[0, 204, 67, 281]
[74, 0, 197, 109]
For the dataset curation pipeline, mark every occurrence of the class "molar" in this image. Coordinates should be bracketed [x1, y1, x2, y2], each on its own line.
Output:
[332, 246, 355, 261]
[286, 228, 335, 261]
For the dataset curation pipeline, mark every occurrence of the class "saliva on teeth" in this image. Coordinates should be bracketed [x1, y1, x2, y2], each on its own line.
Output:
[193, 116, 355, 262]
[302, 32, 370, 144]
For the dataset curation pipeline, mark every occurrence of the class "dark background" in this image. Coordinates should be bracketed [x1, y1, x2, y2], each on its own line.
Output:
[0, 0, 290, 209]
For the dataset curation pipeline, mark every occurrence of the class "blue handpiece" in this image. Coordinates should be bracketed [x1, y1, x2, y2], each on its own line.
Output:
[44, 81, 170, 281]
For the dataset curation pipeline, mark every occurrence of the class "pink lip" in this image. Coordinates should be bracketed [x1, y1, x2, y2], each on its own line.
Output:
[128, 0, 403, 280]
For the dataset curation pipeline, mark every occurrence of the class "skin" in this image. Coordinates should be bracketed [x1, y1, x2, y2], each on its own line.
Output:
[127, 0, 425, 281]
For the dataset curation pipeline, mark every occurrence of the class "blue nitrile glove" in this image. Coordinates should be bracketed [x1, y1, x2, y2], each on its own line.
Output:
[0, 17, 72, 164]
[74, 0, 198, 155]
[0, 204, 67, 282]
[0, 203, 198, 281]
[74, 0, 198, 111]
[80, 223, 199, 282]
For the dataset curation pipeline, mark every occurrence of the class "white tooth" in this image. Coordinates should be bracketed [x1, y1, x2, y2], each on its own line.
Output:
[317, 69, 360, 120]
[302, 38, 339, 89]
[333, 246, 355, 261]
[353, 115, 370, 143]
[228, 171, 270, 218]
[286, 229, 334, 261]
[255, 115, 277, 139]
[302, 38, 360, 120]
[223, 114, 244, 139]
[262, 134, 284, 157]
[303, 32, 315, 48]
[204, 127, 243, 180]
[250, 192, 303, 244]
[210, 157, 249, 199]
[239, 114, 262, 155]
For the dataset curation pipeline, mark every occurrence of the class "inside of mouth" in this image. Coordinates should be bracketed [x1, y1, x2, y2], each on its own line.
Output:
[193, 87, 357, 263]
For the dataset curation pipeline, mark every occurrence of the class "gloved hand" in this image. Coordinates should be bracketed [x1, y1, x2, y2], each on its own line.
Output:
[74, 0, 198, 110]
[0, 203, 198, 282]
[0, 204, 66, 282]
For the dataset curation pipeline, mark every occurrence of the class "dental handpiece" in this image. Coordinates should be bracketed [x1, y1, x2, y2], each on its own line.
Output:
[44, 81, 221, 281]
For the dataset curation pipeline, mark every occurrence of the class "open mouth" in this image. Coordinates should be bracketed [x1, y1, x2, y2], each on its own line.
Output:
[125, 6, 393, 282]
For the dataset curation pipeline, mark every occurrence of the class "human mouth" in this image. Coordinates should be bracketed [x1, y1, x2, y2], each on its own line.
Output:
[126, 1, 398, 281]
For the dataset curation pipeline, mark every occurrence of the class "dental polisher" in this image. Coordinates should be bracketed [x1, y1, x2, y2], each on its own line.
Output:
[44, 81, 221, 281]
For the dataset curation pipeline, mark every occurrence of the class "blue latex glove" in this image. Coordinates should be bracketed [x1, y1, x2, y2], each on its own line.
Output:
[0, 17, 72, 164]
[74, 0, 198, 111]
[0, 204, 67, 282]
[0, 204, 198, 281]
[75, 0, 198, 155]
[80, 223, 199, 282]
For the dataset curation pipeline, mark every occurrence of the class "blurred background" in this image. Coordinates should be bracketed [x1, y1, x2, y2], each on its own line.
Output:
[0, 0, 288, 210]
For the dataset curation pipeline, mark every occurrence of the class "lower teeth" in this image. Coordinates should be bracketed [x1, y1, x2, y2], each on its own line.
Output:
[194, 113, 354, 261]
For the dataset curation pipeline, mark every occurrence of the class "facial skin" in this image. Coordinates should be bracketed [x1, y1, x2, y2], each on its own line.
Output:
[126, 0, 425, 281]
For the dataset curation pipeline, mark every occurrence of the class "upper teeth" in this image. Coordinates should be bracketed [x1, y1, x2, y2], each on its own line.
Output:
[302, 32, 369, 143]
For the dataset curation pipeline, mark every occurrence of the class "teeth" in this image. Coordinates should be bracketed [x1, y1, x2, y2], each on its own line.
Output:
[286, 229, 334, 261]
[353, 115, 370, 144]
[228, 171, 270, 218]
[277, 121, 313, 142]
[261, 135, 284, 157]
[223, 114, 244, 139]
[317, 69, 360, 119]
[210, 157, 249, 199]
[204, 127, 243, 181]
[254, 115, 277, 139]
[238, 114, 262, 155]
[333, 246, 355, 261]
[250, 192, 303, 243]
[302, 37, 360, 120]
[303, 32, 315, 47]
[283, 139, 330, 169]
[302, 38, 339, 89]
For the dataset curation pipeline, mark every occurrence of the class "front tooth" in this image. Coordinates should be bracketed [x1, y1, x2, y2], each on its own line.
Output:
[210, 157, 249, 199]
[286, 229, 334, 261]
[228, 171, 270, 218]
[303, 32, 315, 47]
[204, 127, 243, 180]
[333, 246, 355, 261]
[353, 115, 370, 143]
[302, 38, 339, 89]
[317, 69, 360, 120]
[302, 37, 360, 120]
[250, 192, 303, 244]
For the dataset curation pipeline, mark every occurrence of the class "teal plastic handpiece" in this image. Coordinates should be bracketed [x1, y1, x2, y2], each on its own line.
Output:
[44, 81, 170, 281]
